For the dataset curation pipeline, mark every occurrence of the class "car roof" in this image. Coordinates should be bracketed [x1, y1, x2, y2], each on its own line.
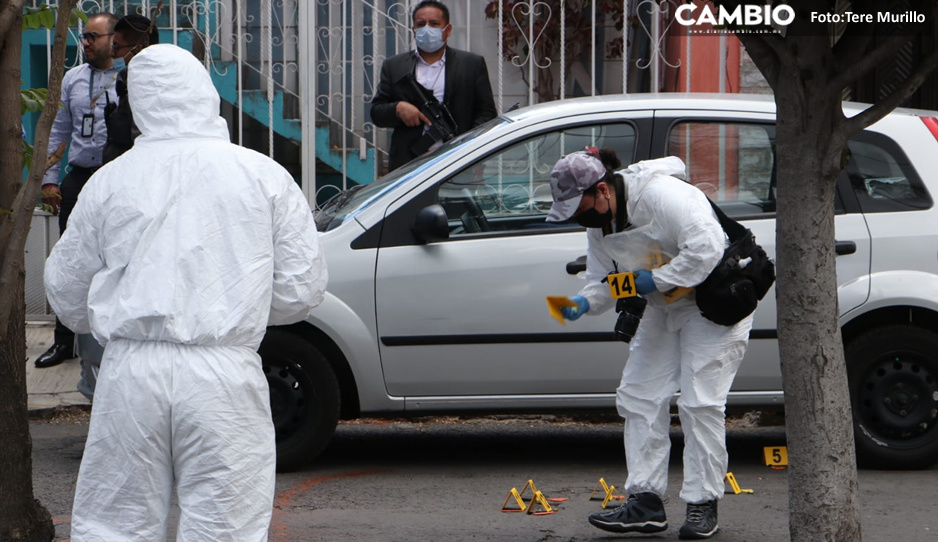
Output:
[504, 93, 776, 122]
[346, 93, 936, 230]
[501, 93, 935, 123]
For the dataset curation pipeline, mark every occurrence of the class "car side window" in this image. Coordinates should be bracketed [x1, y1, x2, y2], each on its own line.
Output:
[846, 130, 933, 213]
[437, 123, 637, 236]
[667, 122, 778, 217]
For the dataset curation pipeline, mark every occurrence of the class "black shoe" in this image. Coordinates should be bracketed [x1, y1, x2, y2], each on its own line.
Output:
[34, 343, 74, 368]
[587, 492, 668, 534]
[679, 499, 719, 539]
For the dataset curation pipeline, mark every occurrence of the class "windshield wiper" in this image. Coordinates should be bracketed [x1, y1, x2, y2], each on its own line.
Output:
[315, 184, 366, 231]
[321, 184, 364, 212]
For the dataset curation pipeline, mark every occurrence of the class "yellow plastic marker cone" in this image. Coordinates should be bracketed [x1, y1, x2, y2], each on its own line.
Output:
[590, 477, 624, 508]
[527, 490, 557, 515]
[501, 488, 526, 512]
[518, 479, 538, 500]
[725, 472, 753, 494]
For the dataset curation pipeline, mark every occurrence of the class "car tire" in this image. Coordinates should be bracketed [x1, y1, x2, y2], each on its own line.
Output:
[259, 328, 341, 472]
[845, 325, 938, 469]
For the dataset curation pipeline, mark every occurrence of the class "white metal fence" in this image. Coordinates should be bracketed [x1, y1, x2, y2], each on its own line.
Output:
[28, 1, 714, 196]
[24, 0, 748, 319]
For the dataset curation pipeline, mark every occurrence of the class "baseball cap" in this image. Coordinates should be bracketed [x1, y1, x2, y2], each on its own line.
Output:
[546, 151, 607, 222]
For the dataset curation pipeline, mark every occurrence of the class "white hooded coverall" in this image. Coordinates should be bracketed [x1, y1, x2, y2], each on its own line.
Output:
[576, 157, 753, 505]
[44, 44, 328, 541]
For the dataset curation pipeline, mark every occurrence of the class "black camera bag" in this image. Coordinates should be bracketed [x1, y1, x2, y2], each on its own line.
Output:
[695, 198, 775, 326]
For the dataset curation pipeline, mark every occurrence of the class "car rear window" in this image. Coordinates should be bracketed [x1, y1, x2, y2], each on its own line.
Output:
[667, 120, 932, 217]
[845, 130, 933, 213]
[668, 121, 780, 217]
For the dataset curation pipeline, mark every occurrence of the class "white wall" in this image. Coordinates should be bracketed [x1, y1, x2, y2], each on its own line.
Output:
[24, 212, 58, 320]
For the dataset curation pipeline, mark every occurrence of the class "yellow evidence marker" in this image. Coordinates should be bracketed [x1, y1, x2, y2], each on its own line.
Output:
[764, 446, 789, 466]
[501, 488, 526, 512]
[503, 480, 566, 514]
[527, 491, 557, 515]
[590, 477, 625, 508]
[606, 271, 637, 299]
[546, 296, 579, 325]
[519, 479, 538, 500]
[725, 472, 753, 494]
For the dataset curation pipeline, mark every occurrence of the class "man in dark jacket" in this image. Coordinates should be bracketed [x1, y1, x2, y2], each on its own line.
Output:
[370, 0, 496, 172]
[73, 14, 160, 400]
[102, 13, 159, 164]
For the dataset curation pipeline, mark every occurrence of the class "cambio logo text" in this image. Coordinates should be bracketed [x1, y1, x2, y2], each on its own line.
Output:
[675, 4, 796, 27]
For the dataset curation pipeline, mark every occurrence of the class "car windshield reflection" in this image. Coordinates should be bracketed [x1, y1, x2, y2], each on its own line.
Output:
[315, 117, 510, 232]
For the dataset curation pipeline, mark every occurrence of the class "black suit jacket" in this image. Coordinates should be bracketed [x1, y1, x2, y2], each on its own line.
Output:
[370, 47, 497, 172]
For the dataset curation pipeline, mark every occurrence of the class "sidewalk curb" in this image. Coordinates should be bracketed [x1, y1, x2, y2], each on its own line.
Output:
[29, 404, 91, 420]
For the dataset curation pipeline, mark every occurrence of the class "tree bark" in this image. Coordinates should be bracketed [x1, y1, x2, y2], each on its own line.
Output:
[0, 1, 75, 539]
[772, 35, 862, 542]
[0, 0, 70, 340]
[0, 283, 54, 542]
[0, 6, 55, 540]
[732, 1, 938, 538]
[0, 0, 27, 42]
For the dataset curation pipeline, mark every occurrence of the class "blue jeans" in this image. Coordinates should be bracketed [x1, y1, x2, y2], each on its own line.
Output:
[76, 333, 104, 401]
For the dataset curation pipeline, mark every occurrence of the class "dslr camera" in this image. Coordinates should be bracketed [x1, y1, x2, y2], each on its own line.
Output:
[614, 295, 647, 343]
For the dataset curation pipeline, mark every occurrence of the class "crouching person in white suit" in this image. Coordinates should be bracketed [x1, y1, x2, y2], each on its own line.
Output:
[45, 43, 328, 541]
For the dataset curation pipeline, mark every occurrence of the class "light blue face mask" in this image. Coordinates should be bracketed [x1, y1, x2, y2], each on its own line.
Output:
[112, 57, 126, 71]
[414, 25, 447, 53]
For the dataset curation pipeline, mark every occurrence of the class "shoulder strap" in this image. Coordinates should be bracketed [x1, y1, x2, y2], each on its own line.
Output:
[406, 73, 439, 105]
[706, 197, 749, 242]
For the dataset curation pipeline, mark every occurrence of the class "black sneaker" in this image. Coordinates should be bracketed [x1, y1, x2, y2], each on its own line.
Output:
[587, 492, 668, 534]
[679, 499, 719, 539]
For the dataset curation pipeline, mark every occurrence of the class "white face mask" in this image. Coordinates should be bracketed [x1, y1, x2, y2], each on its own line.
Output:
[414, 25, 447, 53]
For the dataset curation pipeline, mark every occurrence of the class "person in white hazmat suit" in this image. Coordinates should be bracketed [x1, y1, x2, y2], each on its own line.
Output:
[44, 43, 328, 541]
[547, 149, 752, 540]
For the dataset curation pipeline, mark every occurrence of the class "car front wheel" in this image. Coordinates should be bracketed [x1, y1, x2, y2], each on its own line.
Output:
[846, 325, 938, 470]
[259, 328, 340, 472]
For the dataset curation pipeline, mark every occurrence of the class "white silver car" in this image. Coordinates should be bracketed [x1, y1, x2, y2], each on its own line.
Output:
[260, 94, 938, 472]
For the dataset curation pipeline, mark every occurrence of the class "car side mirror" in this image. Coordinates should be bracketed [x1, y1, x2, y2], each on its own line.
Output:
[412, 204, 449, 244]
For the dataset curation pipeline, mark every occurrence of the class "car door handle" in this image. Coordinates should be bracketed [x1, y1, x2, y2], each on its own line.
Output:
[835, 240, 857, 255]
[567, 256, 587, 275]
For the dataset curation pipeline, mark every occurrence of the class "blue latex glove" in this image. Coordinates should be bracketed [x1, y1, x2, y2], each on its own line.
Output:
[634, 269, 657, 295]
[561, 295, 590, 321]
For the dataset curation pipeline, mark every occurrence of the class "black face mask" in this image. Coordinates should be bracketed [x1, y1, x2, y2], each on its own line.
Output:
[575, 206, 613, 228]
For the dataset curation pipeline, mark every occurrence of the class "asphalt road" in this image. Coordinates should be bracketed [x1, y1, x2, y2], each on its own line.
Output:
[30, 409, 938, 541]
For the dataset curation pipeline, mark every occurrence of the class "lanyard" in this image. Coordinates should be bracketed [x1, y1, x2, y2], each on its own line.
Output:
[88, 67, 117, 107]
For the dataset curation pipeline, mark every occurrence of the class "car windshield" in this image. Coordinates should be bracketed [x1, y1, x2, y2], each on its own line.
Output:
[314, 117, 510, 232]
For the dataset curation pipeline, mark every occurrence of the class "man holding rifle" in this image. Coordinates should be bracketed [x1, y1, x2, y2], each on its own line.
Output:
[370, 0, 496, 172]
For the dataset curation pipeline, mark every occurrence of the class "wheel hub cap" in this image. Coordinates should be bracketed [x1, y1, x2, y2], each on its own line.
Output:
[860, 356, 938, 439]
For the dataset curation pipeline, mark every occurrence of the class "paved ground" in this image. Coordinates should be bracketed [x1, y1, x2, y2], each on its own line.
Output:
[25, 323, 91, 414]
[23, 323, 938, 541]
[31, 412, 938, 542]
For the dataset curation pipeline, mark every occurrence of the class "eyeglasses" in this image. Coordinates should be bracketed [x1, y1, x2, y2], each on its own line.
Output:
[79, 32, 114, 43]
[111, 43, 134, 52]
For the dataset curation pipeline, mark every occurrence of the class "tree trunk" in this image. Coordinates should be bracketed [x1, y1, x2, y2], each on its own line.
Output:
[773, 56, 862, 541]
[0, 286, 54, 542]
[0, 7, 55, 540]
